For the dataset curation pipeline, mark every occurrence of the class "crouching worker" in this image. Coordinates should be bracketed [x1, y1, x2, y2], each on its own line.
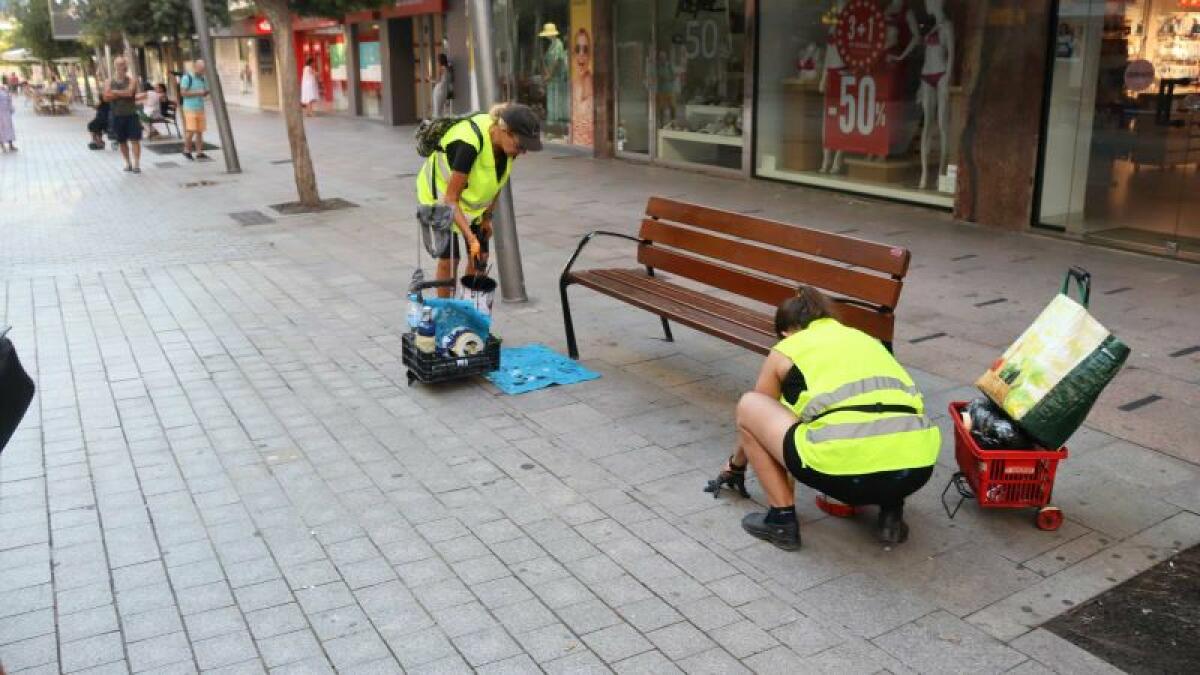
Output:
[415, 102, 543, 296]
[718, 286, 940, 549]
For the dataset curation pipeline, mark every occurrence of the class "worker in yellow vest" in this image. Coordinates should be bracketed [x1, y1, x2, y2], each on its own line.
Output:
[416, 103, 543, 295]
[712, 287, 940, 549]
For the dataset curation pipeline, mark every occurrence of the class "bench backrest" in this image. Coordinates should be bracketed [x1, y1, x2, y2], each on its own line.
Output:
[637, 197, 911, 343]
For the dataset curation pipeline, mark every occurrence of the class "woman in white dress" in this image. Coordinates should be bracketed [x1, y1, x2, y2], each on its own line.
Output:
[0, 85, 15, 152]
[301, 57, 320, 116]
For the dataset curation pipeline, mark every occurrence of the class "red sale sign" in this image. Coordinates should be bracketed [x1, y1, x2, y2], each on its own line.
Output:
[835, 0, 887, 74]
[823, 66, 907, 156]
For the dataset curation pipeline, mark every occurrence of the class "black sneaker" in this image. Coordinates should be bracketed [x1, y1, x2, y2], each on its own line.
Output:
[131, 167, 142, 174]
[195, 152, 211, 160]
[123, 165, 132, 172]
[741, 512, 801, 551]
[877, 507, 909, 545]
[183, 152, 194, 160]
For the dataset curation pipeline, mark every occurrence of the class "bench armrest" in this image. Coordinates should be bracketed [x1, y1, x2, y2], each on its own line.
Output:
[560, 230, 647, 284]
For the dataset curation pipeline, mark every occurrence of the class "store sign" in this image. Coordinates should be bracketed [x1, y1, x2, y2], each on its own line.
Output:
[834, 0, 887, 74]
[254, 18, 272, 35]
[1125, 60, 1155, 92]
[570, 0, 594, 147]
[824, 67, 906, 156]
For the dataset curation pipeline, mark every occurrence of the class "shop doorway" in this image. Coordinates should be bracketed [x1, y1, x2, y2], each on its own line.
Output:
[1039, 0, 1200, 261]
[300, 28, 350, 113]
[614, 0, 653, 157]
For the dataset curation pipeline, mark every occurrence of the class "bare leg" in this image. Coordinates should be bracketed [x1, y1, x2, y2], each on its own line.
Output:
[936, 77, 951, 183]
[435, 256, 457, 299]
[919, 83, 935, 189]
[131, 140, 140, 169]
[119, 142, 131, 168]
[735, 392, 799, 507]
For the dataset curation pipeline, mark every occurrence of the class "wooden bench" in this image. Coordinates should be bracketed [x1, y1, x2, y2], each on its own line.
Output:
[558, 197, 911, 359]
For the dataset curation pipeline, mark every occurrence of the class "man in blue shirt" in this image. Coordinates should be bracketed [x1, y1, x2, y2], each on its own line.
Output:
[179, 59, 210, 160]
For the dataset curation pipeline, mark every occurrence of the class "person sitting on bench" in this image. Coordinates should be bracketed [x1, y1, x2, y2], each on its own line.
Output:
[711, 286, 940, 549]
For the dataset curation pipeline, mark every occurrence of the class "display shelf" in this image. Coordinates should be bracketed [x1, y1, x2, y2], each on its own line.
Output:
[658, 128, 744, 147]
[684, 104, 742, 117]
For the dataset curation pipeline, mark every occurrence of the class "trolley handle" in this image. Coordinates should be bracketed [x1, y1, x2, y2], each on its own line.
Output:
[1061, 266, 1091, 308]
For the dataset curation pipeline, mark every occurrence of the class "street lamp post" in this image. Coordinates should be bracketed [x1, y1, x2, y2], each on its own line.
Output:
[188, 0, 241, 174]
[468, 0, 527, 303]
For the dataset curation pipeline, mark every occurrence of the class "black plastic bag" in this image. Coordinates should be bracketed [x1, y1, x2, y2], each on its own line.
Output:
[0, 332, 35, 453]
[965, 397, 1035, 450]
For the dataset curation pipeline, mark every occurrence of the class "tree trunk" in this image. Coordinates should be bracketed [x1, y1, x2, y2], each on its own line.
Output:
[259, 0, 321, 207]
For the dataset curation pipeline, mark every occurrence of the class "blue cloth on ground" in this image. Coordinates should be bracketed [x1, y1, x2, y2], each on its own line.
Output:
[423, 298, 490, 343]
[486, 344, 600, 395]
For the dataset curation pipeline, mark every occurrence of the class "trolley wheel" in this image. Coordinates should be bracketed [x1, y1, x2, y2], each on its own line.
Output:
[1036, 506, 1064, 531]
[406, 370, 417, 387]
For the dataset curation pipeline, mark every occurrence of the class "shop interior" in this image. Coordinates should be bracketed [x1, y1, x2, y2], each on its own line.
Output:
[1040, 0, 1200, 260]
[494, 0, 573, 143]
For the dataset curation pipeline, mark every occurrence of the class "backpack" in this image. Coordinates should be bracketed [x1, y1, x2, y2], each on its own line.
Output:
[415, 112, 483, 158]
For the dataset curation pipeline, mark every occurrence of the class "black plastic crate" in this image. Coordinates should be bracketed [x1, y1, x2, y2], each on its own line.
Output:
[402, 332, 501, 385]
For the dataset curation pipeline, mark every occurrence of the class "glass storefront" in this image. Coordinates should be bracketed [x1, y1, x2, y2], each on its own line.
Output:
[1039, 0, 1200, 260]
[756, 0, 974, 206]
[215, 38, 258, 109]
[358, 23, 384, 119]
[300, 27, 350, 113]
[494, 0, 573, 143]
[611, 0, 746, 169]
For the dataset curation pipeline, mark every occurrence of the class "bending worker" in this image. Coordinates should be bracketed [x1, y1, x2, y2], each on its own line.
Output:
[709, 286, 940, 549]
[416, 103, 543, 295]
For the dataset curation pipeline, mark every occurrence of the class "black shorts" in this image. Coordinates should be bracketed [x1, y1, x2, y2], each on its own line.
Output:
[111, 114, 142, 143]
[782, 420, 934, 509]
[433, 221, 490, 260]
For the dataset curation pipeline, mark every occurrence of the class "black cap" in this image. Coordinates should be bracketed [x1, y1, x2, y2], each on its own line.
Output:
[499, 104, 543, 152]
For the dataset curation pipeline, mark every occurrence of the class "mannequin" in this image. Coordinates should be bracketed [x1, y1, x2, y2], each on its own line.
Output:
[818, 0, 849, 174]
[885, 0, 920, 61]
[797, 43, 822, 82]
[540, 23, 569, 132]
[915, 0, 953, 189]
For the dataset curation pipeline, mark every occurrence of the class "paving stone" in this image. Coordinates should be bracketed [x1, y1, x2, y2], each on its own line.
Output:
[1010, 628, 1125, 675]
[614, 597, 683, 633]
[767, 615, 842, 656]
[431, 601, 498, 638]
[706, 574, 769, 608]
[405, 653, 473, 675]
[581, 623, 654, 664]
[645, 621, 716, 661]
[57, 604, 120, 644]
[121, 607, 185, 643]
[194, 630, 259, 670]
[185, 605, 247, 641]
[471, 576, 535, 610]
[707, 619, 779, 659]
[613, 649, 683, 674]
[557, 599, 623, 635]
[126, 631, 193, 672]
[256, 629, 324, 669]
[0, 633, 58, 672]
[736, 598, 802, 631]
[0, 608, 55, 645]
[674, 647, 753, 675]
[309, 604, 371, 641]
[874, 611, 1026, 675]
[382, 625, 457, 669]
[246, 603, 309, 640]
[60, 631, 124, 673]
[795, 573, 935, 639]
[412, 577, 476, 612]
[294, 581, 355, 615]
[516, 623, 586, 663]
[591, 575, 653, 608]
[324, 630, 393, 671]
[452, 626, 524, 667]
[740, 646, 809, 674]
[235, 579, 294, 613]
[674, 595, 742, 632]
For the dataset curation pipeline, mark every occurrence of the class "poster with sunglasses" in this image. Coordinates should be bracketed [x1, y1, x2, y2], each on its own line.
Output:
[570, 0, 595, 146]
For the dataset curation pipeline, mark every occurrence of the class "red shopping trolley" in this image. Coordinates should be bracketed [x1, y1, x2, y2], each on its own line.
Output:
[941, 401, 1069, 531]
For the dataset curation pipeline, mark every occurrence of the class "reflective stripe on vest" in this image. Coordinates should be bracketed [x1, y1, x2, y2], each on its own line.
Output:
[415, 113, 510, 220]
[805, 413, 934, 444]
[800, 376, 920, 423]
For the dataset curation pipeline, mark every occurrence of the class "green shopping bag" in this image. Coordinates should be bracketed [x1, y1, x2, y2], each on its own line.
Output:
[976, 268, 1130, 449]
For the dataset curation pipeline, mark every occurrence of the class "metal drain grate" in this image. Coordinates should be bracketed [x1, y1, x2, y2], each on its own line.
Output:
[270, 159, 293, 165]
[181, 180, 219, 188]
[229, 210, 275, 226]
[154, 161, 179, 169]
[145, 141, 219, 155]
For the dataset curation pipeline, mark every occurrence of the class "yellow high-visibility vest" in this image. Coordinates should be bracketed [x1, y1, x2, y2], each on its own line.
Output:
[773, 318, 940, 475]
[416, 113, 512, 224]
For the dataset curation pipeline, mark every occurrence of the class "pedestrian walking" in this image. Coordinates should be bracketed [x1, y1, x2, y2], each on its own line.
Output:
[415, 103, 543, 296]
[179, 60, 210, 160]
[104, 57, 141, 173]
[0, 85, 16, 152]
[301, 58, 319, 116]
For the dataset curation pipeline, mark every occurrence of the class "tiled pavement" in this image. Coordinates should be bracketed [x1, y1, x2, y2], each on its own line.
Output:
[1, 103, 1198, 674]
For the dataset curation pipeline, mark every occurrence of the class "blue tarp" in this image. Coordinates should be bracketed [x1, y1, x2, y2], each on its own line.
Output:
[423, 298, 491, 343]
[486, 344, 601, 395]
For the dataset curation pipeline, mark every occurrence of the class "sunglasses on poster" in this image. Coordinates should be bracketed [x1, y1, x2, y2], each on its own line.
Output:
[574, 43, 589, 55]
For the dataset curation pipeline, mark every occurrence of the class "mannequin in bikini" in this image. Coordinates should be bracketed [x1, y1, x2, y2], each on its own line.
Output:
[916, 0, 954, 189]
[818, 0, 849, 174]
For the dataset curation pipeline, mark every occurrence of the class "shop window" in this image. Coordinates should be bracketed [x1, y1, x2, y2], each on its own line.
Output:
[1039, 0, 1200, 260]
[655, 0, 746, 170]
[756, 0, 974, 207]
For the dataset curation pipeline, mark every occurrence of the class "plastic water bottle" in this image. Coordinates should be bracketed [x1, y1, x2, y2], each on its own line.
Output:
[406, 292, 422, 330]
[415, 306, 437, 354]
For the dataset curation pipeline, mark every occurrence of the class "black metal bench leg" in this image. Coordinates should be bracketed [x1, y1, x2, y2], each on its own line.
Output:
[560, 279, 580, 359]
[660, 317, 674, 343]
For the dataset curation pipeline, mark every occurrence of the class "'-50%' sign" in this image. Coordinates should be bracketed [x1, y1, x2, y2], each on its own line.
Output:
[834, 0, 887, 74]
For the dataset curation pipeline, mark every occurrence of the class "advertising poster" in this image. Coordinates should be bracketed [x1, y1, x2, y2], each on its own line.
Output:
[822, 0, 904, 156]
[330, 43, 347, 82]
[358, 41, 382, 83]
[569, 0, 594, 147]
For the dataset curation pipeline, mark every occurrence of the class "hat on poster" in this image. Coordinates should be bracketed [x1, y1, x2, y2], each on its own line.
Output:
[538, 22, 560, 38]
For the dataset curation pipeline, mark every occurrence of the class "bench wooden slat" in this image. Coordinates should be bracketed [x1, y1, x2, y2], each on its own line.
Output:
[589, 269, 775, 334]
[638, 219, 903, 310]
[646, 197, 910, 277]
[635, 248, 895, 342]
[571, 273, 777, 355]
